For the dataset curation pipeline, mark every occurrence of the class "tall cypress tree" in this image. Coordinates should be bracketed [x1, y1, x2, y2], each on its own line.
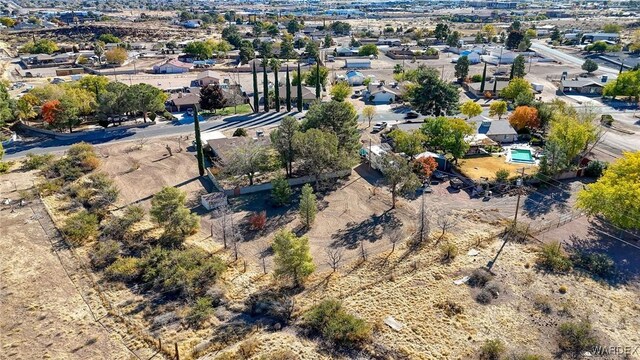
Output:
[252, 62, 259, 113]
[480, 62, 487, 93]
[492, 76, 498, 97]
[315, 61, 321, 99]
[285, 65, 292, 112]
[193, 107, 205, 176]
[262, 58, 269, 112]
[297, 61, 303, 112]
[273, 60, 280, 111]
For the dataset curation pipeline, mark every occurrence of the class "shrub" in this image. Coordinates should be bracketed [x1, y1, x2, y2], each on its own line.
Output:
[468, 268, 493, 287]
[0, 161, 10, 173]
[557, 321, 598, 356]
[439, 242, 458, 262]
[24, 153, 55, 170]
[476, 289, 493, 304]
[495, 168, 510, 182]
[268, 349, 298, 360]
[479, 339, 505, 360]
[148, 112, 157, 122]
[533, 295, 553, 314]
[185, 297, 213, 328]
[571, 252, 615, 278]
[102, 205, 145, 240]
[249, 211, 267, 231]
[536, 242, 572, 273]
[470, 74, 483, 82]
[271, 175, 292, 207]
[304, 299, 371, 346]
[584, 160, 607, 178]
[140, 247, 226, 297]
[245, 290, 295, 325]
[233, 128, 248, 137]
[36, 178, 63, 196]
[90, 240, 121, 269]
[62, 211, 99, 246]
[237, 337, 260, 359]
[435, 300, 464, 317]
[600, 114, 613, 126]
[105, 257, 141, 281]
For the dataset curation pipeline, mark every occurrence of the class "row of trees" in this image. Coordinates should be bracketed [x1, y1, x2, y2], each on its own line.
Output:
[12, 76, 167, 132]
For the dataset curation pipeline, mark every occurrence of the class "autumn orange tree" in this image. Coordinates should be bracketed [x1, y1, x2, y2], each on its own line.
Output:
[413, 156, 438, 180]
[41, 100, 61, 125]
[508, 106, 539, 131]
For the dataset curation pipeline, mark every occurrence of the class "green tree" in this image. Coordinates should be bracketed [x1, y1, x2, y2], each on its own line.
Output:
[582, 59, 599, 74]
[454, 56, 469, 82]
[126, 84, 167, 122]
[272, 228, 315, 286]
[379, 153, 421, 209]
[303, 100, 359, 155]
[443, 118, 473, 163]
[305, 64, 328, 88]
[0, 82, 13, 127]
[460, 100, 482, 119]
[287, 19, 302, 34]
[78, 75, 109, 96]
[434, 23, 450, 41]
[299, 183, 317, 228]
[406, 66, 459, 116]
[150, 187, 199, 243]
[270, 116, 300, 177]
[304, 299, 372, 345]
[280, 33, 295, 59]
[330, 81, 351, 101]
[577, 152, 640, 230]
[98, 33, 121, 43]
[193, 108, 205, 176]
[388, 129, 427, 159]
[285, 65, 292, 112]
[263, 59, 270, 112]
[252, 62, 259, 112]
[224, 140, 270, 185]
[480, 62, 488, 92]
[500, 77, 533, 103]
[489, 100, 508, 120]
[602, 69, 640, 101]
[239, 40, 255, 64]
[446, 31, 461, 47]
[358, 44, 378, 56]
[330, 21, 351, 35]
[324, 33, 333, 47]
[105, 47, 128, 65]
[271, 175, 293, 206]
[305, 41, 319, 61]
[271, 59, 281, 111]
[21, 39, 59, 54]
[511, 55, 526, 79]
[184, 40, 214, 60]
[362, 106, 376, 127]
[297, 61, 303, 112]
[294, 129, 344, 183]
[505, 31, 524, 50]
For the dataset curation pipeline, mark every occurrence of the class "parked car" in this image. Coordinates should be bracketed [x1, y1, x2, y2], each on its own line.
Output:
[405, 111, 420, 119]
[372, 122, 388, 132]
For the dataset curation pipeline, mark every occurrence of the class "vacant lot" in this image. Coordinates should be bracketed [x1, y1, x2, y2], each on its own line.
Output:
[0, 170, 133, 360]
[458, 155, 538, 180]
[97, 137, 209, 209]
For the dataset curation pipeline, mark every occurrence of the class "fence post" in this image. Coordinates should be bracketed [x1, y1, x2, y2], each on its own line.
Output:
[175, 343, 179, 360]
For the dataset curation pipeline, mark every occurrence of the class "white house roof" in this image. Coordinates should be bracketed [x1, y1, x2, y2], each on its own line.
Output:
[346, 70, 364, 78]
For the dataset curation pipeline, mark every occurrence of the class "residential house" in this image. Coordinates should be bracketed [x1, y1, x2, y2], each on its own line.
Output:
[277, 84, 317, 108]
[183, 19, 201, 28]
[560, 76, 612, 95]
[365, 81, 399, 104]
[581, 32, 620, 44]
[345, 70, 366, 85]
[206, 136, 271, 166]
[376, 38, 402, 46]
[482, 47, 519, 64]
[335, 46, 359, 57]
[153, 59, 193, 74]
[455, 50, 481, 64]
[466, 80, 511, 98]
[194, 70, 221, 87]
[467, 115, 518, 144]
[166, 92, 200, 112]
[344, 58, 371, 69]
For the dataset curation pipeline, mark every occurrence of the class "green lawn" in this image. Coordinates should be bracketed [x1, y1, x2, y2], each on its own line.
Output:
[207, 104, 253, 116]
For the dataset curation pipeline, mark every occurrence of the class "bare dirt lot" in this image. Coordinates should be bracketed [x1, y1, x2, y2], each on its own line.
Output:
[0, 170, 133, 360]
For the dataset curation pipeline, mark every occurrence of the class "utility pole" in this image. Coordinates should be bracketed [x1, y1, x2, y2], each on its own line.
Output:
[513, 168, 525, 225]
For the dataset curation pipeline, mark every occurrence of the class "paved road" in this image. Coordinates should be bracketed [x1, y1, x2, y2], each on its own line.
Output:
[530, 41, 619, 76]
[4, 111, 304, 159]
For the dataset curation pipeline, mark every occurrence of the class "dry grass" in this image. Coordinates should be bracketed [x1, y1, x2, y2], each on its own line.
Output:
[458, 155, 537, 181]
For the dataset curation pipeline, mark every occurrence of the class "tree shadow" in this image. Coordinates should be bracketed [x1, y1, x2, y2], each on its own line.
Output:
[565, 218, 640, 286]
[330, 209, 402, 249]
[523, 184, 571, 219]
